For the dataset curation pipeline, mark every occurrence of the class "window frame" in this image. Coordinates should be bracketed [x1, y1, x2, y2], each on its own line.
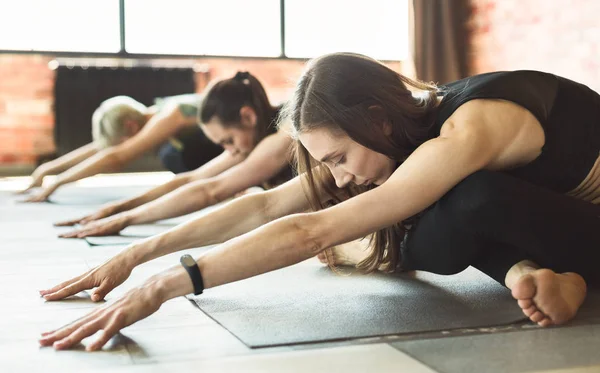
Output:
[0, 0, 405, 62]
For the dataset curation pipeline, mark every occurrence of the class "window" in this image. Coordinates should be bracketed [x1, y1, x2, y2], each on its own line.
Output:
[124, 0, 281, 57]
[0, 0, 408, 60]
[0, 0, 120, 53]
[284, 0, 409, 60]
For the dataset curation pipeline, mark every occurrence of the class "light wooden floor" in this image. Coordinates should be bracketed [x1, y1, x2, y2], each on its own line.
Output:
[1, 173, 599, 373]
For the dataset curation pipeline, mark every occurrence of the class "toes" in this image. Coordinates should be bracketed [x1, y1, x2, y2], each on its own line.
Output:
[511, 274, 537, 300]
[537, 318, 553, 327]
[529, 310, 546, 323]
[518, 299, 533, 310]
[522, 305, 537, 317]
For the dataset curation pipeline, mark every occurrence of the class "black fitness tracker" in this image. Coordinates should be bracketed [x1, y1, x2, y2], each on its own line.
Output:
[180, 254, 204, 295]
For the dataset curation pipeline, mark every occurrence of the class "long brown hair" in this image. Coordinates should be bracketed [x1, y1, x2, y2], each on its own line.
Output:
[282, 52, 441, 273]
[199, 71, 278, 144]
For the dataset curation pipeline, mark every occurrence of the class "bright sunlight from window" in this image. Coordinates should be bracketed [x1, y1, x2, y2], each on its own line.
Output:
[124, 0, 282, 57]
[0, 0, 120, 53]
[285, 0, 408, 60]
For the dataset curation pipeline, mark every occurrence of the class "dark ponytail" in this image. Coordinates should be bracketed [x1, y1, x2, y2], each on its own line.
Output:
[199, 71, 278, 143]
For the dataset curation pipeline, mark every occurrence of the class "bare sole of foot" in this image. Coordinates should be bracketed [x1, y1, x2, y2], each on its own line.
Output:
[511, 269, 587, 327]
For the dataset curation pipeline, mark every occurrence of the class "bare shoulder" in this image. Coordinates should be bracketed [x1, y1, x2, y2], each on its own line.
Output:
[257, 131, 293, 156]
[440, 99, 537, 135]
[439, 99, 546, 169]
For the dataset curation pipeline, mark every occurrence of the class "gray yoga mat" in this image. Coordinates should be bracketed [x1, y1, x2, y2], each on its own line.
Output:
[392, 290, 600, 373]
[190, 261, 527, 348]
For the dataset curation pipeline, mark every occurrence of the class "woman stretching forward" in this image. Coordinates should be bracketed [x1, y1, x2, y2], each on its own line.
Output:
[40, 53, 600, 351]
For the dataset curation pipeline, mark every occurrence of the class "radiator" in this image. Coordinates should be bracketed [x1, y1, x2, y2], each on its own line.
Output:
[52, 60, 203, 169]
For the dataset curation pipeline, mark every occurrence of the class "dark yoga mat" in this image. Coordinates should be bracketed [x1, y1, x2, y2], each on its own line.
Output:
[391, 291, 600, 373]
[190, 260, 526, 348]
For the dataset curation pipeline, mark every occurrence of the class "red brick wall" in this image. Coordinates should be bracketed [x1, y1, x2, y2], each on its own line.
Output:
[468, 0, 600, 91]
[0, 55, 55, 164]
[194, 58, 308, 106]
[0, 55, 401, 167]
[0, 55, 310, 166]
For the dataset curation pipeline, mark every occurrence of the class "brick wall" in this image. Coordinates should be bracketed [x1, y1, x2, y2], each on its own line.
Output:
[468, 0, 600, 91]
[0, 55, 310, 167]
[0, 55, 401, 168]
[0, 55, 55, 165]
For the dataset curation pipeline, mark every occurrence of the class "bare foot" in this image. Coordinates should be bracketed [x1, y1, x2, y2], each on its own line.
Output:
[511, 269, 587, 327]
[317, 240, 370, 267]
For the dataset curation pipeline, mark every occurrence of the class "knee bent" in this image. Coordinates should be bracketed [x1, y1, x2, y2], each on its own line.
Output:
[437, 170, 509, 225]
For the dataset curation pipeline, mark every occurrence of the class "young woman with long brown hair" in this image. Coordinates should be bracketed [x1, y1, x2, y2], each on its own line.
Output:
[39, 53, 600, 351]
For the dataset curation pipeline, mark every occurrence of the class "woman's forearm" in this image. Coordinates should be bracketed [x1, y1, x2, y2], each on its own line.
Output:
[156, 213, 320, 298]
[124, 179, 222, 225]
[45, 143, 99, 174]
[119, 174, 192, 212]
[53, 149, 124, 188]
[124, 192, 272, 266]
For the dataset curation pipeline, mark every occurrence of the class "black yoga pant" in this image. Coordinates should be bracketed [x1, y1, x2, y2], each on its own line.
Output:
[401, 170, 600, 286]
[158, 142, 189, 174]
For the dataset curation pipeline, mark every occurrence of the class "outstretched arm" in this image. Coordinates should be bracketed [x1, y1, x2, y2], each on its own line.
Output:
[16, 143, 98, 194]
[41, 175, 310, 301]
[60, 132, 293, 237]
[54, 151, 243, 226]
[113, 150, 244, 211]
[24, 104, 193, 202]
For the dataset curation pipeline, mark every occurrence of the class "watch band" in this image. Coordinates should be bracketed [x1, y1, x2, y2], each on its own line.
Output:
[180, 254, 204, 295]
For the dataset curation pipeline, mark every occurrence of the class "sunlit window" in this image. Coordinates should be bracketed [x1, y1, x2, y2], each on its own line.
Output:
[124, 0, 281, 57]
[0, 0, 408, 60]
[284, 0, 408, 60]
[0, 0, 120, 53]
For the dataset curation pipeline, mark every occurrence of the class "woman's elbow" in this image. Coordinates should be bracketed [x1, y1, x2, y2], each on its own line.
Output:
[183, 180, 222, 206]
[287, 213, 330, 257]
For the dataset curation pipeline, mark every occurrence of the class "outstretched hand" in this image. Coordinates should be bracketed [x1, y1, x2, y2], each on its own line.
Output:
[14, 171, 45, 195]
[39, 284, 163, 351]
[18, 184, 58, 203]
[39, 255, 134, 302]
[14, 182, 41, 195]
[58, 215, 131, 238]
[54, 202, 125, 227]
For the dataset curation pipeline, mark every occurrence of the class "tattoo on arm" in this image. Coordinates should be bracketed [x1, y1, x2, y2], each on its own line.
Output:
[178, 104, 198, 118]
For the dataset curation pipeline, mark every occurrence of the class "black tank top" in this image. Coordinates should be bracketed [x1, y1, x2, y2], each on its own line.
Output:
[435, 70, 600, 193]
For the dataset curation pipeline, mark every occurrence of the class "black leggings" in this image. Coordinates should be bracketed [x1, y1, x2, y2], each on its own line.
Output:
[401, 170, 600, 286]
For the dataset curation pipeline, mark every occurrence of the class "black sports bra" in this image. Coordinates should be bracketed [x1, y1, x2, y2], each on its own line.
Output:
[435, 70, 600, 193]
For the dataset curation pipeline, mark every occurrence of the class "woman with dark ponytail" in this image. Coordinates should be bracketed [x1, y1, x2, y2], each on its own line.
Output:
[55, 71, 295, 235]
[202, 71, 278, 149]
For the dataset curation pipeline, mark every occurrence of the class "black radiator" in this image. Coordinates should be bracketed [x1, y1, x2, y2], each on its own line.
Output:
[53, 64, 196, 157]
